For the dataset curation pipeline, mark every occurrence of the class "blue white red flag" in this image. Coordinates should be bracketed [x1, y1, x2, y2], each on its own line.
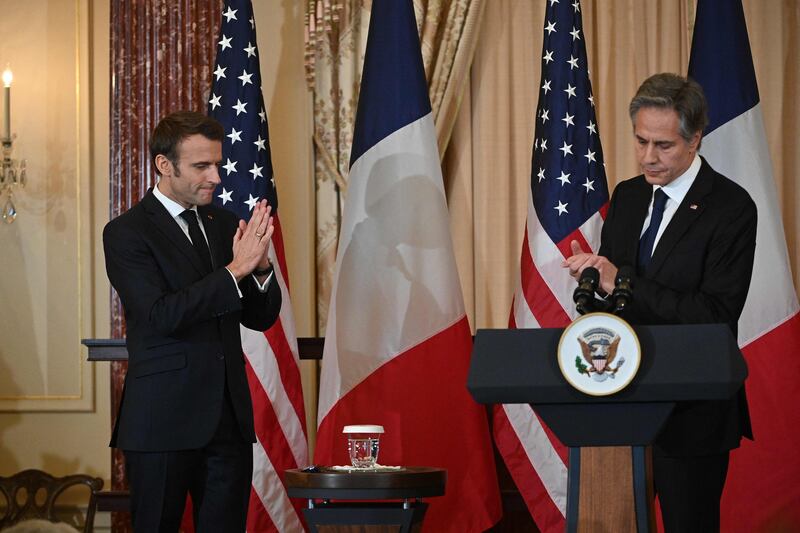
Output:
[495, 1, 609, 531]
[689, 1, 800, 529]
[314, 1, 501, 531]
[208, 1, 309, 531]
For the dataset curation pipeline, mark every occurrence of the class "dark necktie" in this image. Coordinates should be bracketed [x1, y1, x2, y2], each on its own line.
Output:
[179, 209, 213, 273]
[637, 188, 669, 272]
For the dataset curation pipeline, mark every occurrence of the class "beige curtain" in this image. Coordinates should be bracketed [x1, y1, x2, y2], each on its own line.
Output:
[312, 1, 369, 334]
[312, 0, 487, 332]
[417, 0, 487, 155]
[446, 0, 800, 331]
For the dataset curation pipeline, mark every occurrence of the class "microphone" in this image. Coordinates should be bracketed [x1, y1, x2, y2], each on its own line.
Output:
[573, 267, 600, 315]
[611, 265, 634, 314]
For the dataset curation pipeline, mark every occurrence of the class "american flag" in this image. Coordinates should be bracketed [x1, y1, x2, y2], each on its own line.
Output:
[493, 1, 609, 531]
[208, 1, 308, 531]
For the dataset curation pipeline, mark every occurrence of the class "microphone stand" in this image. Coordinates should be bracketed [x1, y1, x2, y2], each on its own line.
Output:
[573, 267, 600, 315]
[610, 265, 634, 315]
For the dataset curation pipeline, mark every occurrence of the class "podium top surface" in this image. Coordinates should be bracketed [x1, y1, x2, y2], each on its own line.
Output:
[468, 323, 747, 404]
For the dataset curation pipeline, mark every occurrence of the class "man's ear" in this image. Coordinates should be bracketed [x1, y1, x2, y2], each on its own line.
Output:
[688, 131, 702, 152]
[155, 154, 175, 177]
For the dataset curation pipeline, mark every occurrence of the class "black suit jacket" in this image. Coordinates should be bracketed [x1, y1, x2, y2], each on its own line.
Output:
[103, 189, 281, 451]
[599, 158, 756, 456]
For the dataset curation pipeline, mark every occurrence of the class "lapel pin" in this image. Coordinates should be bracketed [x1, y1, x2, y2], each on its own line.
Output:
[689, 204, 698, 210]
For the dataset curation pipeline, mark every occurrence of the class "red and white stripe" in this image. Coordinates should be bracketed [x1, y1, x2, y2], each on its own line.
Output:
[241, 216, 309, 533]
[495, 194, 607, 533]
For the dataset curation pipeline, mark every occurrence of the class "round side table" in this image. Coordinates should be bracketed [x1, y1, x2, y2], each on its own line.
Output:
[284, 467, 446, 533]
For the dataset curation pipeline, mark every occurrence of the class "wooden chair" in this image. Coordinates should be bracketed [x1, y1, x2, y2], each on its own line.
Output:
[0, 469, 103, 533]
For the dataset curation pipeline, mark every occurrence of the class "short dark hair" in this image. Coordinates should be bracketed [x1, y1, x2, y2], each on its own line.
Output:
[629, 73, 708, 144]
[149, 111, 224, 174]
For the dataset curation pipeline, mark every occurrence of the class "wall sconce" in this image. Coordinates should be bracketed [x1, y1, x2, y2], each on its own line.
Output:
[1, 66, 26, 224]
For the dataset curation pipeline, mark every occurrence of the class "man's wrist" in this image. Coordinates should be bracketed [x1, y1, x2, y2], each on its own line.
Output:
[226, 263, 246, 282]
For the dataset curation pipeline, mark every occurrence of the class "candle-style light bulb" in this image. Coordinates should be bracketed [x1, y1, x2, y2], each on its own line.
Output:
[2, 66, 11, 139]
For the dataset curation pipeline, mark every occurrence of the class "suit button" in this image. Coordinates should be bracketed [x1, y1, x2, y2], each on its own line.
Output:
[216, 353, 224, 360]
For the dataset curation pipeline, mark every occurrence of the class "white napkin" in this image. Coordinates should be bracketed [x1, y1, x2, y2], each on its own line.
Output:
[329, 464, 404, 472]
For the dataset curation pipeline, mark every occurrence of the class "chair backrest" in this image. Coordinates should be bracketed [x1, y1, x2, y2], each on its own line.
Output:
[0, 469, 103, 533]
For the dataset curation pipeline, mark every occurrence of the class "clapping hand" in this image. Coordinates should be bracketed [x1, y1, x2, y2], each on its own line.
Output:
[227, 200, 274, 281]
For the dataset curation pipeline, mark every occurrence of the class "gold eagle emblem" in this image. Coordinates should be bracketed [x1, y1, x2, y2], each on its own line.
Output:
[577, 328, 624, 378]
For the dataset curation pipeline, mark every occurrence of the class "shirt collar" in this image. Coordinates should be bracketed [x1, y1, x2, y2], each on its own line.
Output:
[653, 154, 702, 205]
[153, 181, 196, 219]
[654, 153, 701, 206]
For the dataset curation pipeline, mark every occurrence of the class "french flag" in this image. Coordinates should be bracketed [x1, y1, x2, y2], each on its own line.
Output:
[689, 0, 800, 530]
[313, 0, 502, 531]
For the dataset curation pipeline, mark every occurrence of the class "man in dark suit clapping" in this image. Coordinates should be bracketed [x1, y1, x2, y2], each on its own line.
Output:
[103, 111, 281, 532]
[563, 73, 757, 532]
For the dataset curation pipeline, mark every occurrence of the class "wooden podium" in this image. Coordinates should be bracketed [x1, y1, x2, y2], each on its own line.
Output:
[467, 324, 747, 532]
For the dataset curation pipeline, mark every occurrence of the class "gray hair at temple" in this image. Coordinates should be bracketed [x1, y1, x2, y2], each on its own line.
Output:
[629, 73, 709, 145]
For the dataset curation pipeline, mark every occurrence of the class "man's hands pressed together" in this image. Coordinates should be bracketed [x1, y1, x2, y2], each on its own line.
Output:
[228, 199, 274, 282]
[561, 240, 618, 295]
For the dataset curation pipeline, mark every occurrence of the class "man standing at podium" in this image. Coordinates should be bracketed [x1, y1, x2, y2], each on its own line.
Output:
[563, 73, 757, 532]
[103, 112, 282, 532]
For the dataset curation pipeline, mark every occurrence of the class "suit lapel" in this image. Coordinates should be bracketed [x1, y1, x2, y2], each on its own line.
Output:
[198, 205, 227, 270]
[622, 179, 653, 266]
[140, 190, 208, 276]
[646, 162, 712, 276]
